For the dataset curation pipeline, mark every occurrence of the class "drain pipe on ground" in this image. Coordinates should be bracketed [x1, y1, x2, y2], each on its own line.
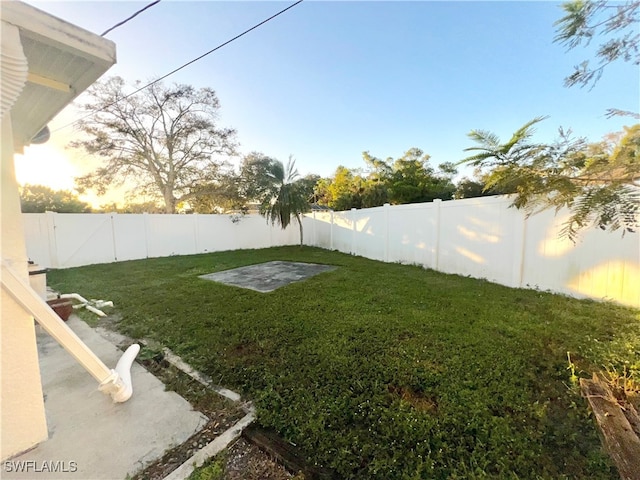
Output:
[60, 293, 109, 317]
[1, 261, 139, 402]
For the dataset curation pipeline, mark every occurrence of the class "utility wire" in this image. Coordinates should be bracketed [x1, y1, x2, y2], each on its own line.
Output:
[55, 0, 304, 133]
[101, 0, 161, 37]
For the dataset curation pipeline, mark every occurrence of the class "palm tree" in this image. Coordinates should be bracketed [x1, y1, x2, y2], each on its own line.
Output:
[462, 116, 548, 167]
[259, 156, 310, 246]
[460, 117, 640, 241]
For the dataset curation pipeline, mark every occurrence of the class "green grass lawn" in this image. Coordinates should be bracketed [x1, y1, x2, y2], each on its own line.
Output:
[48, 246, 639, 479]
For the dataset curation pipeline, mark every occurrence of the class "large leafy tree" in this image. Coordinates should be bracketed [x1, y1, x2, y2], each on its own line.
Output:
[97, 200, 164, 213]
[554, 0, 639, 118]
[20, 184, 91, 213]
[185, 153, 277, 213]
[237, 152, 283, 203]
[384, 148, 457, 204]
[72, 77, 237, 213]
[317, 149, 456, 210]
[297, 173, 322, 204]
[258, 157, 310, 246]
[316, 166, 371, 210]
[184, 168, 246, 213]
[454, 177, 516, 199]
[186, 153, 320, 215]
[461, 118, 640, 240]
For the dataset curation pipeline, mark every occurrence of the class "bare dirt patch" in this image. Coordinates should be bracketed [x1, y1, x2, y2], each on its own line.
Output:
[388, 384, 439, 413]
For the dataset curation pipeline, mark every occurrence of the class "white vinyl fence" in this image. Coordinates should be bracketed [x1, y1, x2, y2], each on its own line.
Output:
[23, 212, 299, 269]
[306, 197, 640, 308]
[23, 196, 640, 308]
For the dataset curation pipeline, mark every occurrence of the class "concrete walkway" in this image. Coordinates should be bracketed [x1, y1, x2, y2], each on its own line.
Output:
[3, 317, 208, 480]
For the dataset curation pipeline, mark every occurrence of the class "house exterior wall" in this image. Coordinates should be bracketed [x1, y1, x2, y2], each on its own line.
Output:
[2, 4, 118, 461]
[1, 111, 48, 460]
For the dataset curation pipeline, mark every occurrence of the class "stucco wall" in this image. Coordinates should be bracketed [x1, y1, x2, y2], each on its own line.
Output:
[1, 112, 48, 460]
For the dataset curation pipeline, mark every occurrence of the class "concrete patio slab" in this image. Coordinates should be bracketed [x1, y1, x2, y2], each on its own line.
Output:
[199, 261, 337, 293]
[3, 317, 208, 480]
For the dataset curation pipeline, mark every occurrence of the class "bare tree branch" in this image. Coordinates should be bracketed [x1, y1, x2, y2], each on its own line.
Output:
[70, 77, 238, 212]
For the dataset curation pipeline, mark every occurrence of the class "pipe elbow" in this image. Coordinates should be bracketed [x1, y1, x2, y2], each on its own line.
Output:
[98, 344, 140, 403]
[112, 344, 140, 403]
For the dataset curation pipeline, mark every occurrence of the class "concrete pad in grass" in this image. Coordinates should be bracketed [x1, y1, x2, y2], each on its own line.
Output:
[199, 261, 337, 293]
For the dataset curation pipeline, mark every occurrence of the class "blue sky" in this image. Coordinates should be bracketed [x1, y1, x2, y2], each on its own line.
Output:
[25, 0, 640, 183]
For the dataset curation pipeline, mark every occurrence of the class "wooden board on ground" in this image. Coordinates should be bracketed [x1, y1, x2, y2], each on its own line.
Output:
[242, 425, 338, 480]
[580, 376, 640, 480]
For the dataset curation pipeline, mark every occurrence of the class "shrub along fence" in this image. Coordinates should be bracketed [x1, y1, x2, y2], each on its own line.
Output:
[23, 196, 639, 308]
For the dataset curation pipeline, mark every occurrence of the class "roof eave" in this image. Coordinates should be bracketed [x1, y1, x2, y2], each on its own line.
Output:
[1, 0, 116, 151]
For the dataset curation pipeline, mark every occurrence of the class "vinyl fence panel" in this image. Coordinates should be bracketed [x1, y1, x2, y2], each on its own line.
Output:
[112, 214, 148, 261]
[436, 197, 522, 286]
[522, 208, 640, 307]
[52, 214, 116, 268]
[23, 198, 639, 308]
[303, 196, 639, 308]
[387, 203, 438, 268]
[23, 212, 298, 268]
[353, 206, 387, 262]
[23, 213, 52, 267]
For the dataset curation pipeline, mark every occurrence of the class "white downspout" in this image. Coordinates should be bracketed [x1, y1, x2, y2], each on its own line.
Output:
[1, 260, 139, 402]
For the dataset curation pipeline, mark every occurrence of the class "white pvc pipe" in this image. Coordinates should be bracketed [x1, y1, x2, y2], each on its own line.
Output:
[85, 304, 107, 317]
[1, 261, 138, 403]
[60, 292, 89, 304]
[60, 293, 109, 317]
[110, 344, 140, 402]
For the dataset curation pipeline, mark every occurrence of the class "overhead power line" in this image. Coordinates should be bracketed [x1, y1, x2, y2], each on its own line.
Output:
[101, 0, 162, 37]
[55, 0, 304, 133]
[132, 0, 304, 93]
